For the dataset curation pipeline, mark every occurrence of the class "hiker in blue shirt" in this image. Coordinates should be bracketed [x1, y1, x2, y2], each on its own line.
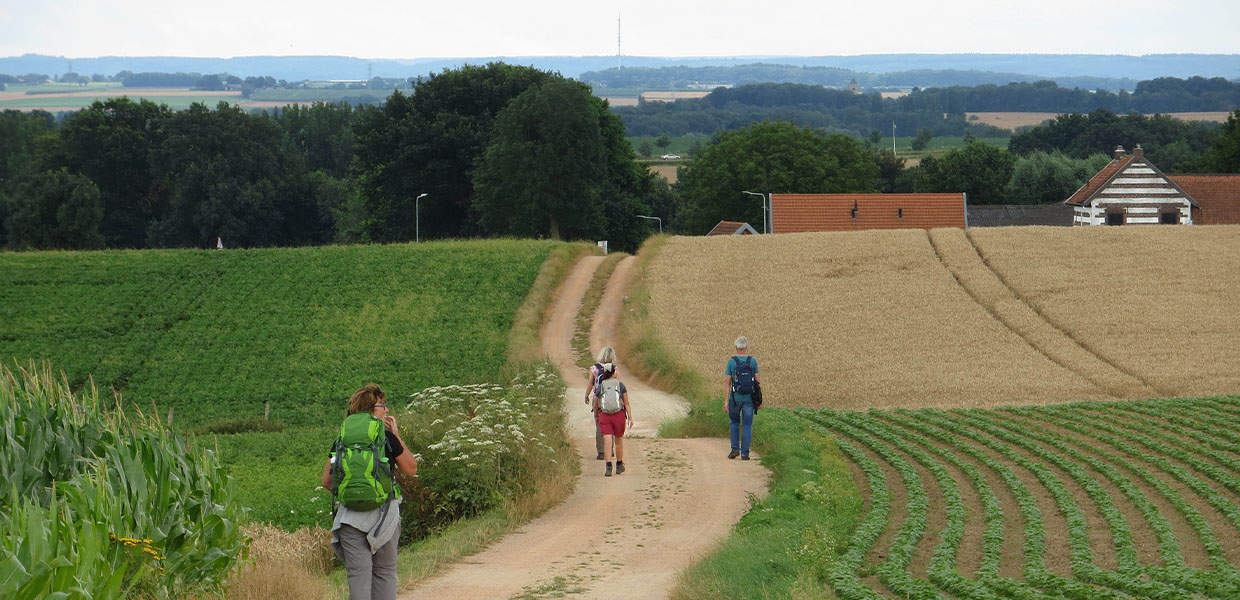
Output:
[724, 336, 760, 460]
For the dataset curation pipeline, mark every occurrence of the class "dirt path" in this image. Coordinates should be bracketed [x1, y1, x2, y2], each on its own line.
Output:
[401, 255, 769, 600]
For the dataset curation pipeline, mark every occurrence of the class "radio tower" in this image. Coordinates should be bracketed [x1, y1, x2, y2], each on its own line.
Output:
[617, 13, 622, 70]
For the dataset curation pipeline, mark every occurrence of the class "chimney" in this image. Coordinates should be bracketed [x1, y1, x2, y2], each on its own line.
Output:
[1113, 145, 1126, 160]
[1133, 144, 1144, 160]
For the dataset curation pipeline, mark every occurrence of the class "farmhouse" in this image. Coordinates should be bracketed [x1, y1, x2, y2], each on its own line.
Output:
[769, 193, 967, 233]
[706, 221, 759, 236]
[1066, 145, 1196, 225]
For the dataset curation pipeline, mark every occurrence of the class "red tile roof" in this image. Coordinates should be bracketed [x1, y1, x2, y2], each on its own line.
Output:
[770, 194, 966, 233]
[1168, 175, 1240, 225]
[705, 221, 758, 235]
[1065, 155, 1132, 206]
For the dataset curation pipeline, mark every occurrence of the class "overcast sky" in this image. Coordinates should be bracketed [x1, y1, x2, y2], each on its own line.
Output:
[2, 0, 1238, 58]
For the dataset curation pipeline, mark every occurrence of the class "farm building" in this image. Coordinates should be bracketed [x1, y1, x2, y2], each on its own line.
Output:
[706, 221, 759, 236]
[769, 193, 967, 233]
[967, 204, 1073, 227]
[1065, 145, 1196, 226]
[1167, 174, 1240, 224]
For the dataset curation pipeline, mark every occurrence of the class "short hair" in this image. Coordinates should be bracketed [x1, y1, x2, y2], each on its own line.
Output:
[596, 346, 617, 364]
[734, 336, 748, 350]
[348, 383, 385, 415]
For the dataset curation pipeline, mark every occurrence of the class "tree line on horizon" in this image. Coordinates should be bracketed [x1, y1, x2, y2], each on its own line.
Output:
[1, 64, 1237, 250]
[613, 79, 1240, 138]
[0, 64, 671, 252]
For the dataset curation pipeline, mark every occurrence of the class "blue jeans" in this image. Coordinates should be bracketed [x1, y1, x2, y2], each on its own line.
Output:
[729, 396, 754, 456]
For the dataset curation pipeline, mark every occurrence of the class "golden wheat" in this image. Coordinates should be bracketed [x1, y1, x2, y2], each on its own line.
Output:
[645, 226, 1239, 410]
[968, 225, 1240, 398]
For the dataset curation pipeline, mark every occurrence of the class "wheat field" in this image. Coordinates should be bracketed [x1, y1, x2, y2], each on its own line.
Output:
[645, 226, 1240, 409]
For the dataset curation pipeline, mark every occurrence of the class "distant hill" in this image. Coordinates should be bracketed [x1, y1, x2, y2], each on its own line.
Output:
[3, 53, 1239, 83]
[579, 64, 1140, 92]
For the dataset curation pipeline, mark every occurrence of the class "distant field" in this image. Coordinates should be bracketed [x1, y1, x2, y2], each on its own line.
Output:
[247, 87, 389, 102]
[969, 111, 1234, 130]
[646, 226, 1240, 410]
[604, 96, 639, 107]
[0, 87, 242, 111]
[640, 90, 711, 102]
[647, 163, 679, 183]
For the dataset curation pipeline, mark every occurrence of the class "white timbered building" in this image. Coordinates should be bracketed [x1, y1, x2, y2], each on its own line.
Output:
[1064, 145, 1196, 226]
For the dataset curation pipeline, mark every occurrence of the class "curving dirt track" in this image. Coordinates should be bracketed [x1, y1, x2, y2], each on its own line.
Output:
[400, 255, 769, 600]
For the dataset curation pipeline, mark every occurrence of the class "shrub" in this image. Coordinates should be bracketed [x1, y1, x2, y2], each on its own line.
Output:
[193, 418, 286, 435]
[397, 362, 567, 539]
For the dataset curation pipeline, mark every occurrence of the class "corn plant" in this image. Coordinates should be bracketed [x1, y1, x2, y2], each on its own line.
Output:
[0, 363, 246, 599]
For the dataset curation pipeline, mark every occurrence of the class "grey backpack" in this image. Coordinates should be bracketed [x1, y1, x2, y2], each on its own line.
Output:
[598, 378, 624, 414]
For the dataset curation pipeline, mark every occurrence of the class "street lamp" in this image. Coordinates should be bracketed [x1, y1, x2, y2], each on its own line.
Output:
[636, 214, 662, 234]
[741, 191, 767, 234]
[415, 192, 428, 242]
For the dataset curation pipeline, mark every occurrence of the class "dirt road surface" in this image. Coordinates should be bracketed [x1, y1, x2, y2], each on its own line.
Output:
[401, 255, 769, 600]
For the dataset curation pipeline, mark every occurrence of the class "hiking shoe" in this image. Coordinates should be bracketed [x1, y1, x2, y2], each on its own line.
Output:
[616, 461, 625, 475]
[728, 450, 740, 459]
[741, 455, 751, 461]
[605, 463, 613, 477]
[596, 452, 604, 460]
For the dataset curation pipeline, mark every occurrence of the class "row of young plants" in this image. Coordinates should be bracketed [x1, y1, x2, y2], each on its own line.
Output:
[796, 395, 1240, 599]
[0, 363, 247, 599]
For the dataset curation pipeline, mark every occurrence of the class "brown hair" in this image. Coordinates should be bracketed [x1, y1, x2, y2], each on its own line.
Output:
[347, 383, 385, 415]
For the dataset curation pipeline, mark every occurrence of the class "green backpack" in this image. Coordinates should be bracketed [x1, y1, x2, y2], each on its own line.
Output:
[329, 413, 397, 511]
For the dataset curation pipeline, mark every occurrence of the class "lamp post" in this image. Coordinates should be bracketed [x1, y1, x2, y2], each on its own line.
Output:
[636, 214, 662, 234]
[415, 192, 428, 242]
[741, 191, 767, 234]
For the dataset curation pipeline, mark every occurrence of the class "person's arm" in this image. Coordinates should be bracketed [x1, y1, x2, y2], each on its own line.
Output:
[383, 416, 419, 477]
[723, 357, 732, 413]
[585, 367, 596, 405]
[623, 390, 633, 425]
[321, 458, 332, 489]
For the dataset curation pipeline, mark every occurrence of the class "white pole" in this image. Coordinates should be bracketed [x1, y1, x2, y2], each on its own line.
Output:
[892, 122, 896, 155]
[415, 192, 428, 242]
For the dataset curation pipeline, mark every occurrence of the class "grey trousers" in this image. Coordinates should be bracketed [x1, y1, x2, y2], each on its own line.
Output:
[594, 408, 604, 455]
[337, 523, 399, 600]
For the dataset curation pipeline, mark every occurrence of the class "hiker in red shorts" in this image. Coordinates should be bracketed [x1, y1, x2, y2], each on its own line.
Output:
[592, 362, 633, 476]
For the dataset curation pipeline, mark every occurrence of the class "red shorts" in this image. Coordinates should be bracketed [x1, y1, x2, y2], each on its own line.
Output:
[596, 410, 627, 437]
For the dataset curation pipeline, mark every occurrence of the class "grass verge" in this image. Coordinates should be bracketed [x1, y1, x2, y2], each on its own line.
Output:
[671, 410, 862, 599]
[620, 235, 865, 599]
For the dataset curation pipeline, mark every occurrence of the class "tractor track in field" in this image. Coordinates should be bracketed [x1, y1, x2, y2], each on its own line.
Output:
[400, 254, 769, 600]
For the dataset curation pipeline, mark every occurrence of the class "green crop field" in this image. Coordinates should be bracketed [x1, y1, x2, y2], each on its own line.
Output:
[248, 88, 388, 103]
[0, 240, 561, 527]
[794, 397, 1240, 599]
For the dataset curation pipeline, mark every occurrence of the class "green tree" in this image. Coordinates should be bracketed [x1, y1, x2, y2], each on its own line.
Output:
[911, 127, 934, 151]
[1004, 151, 1110, 204]
[655, 134, 671, 149]
[4, 168, 104, 249]
[472, 80, 608, 241]
[353, 63, 553, 242]
[638, 140, 653, 158]
[51, 98, 173, 247]
[1199, 109, 1240, 172]
[0, 110, 55, 188]
[914, 140, 1015, 204]
[147, 102, 323, 248]
[677, 121, 879, 234]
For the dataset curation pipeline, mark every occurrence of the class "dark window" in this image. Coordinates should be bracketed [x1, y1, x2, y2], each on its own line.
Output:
[1160, 212, 1179, 224]
[898, 208, 903, 219]
[850, 208, 856, 219]
[1106, 212, 1124, 226]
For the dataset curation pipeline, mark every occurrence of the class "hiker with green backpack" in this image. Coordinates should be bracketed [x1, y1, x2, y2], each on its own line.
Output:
[724, 336, 761, 460]
[320, 383, 418, 600]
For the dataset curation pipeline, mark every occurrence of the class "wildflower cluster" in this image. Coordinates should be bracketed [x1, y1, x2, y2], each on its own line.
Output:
[403, 364, 565, 517]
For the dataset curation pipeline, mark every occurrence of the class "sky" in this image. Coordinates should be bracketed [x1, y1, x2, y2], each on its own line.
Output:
[2, 0, 1239, 58]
